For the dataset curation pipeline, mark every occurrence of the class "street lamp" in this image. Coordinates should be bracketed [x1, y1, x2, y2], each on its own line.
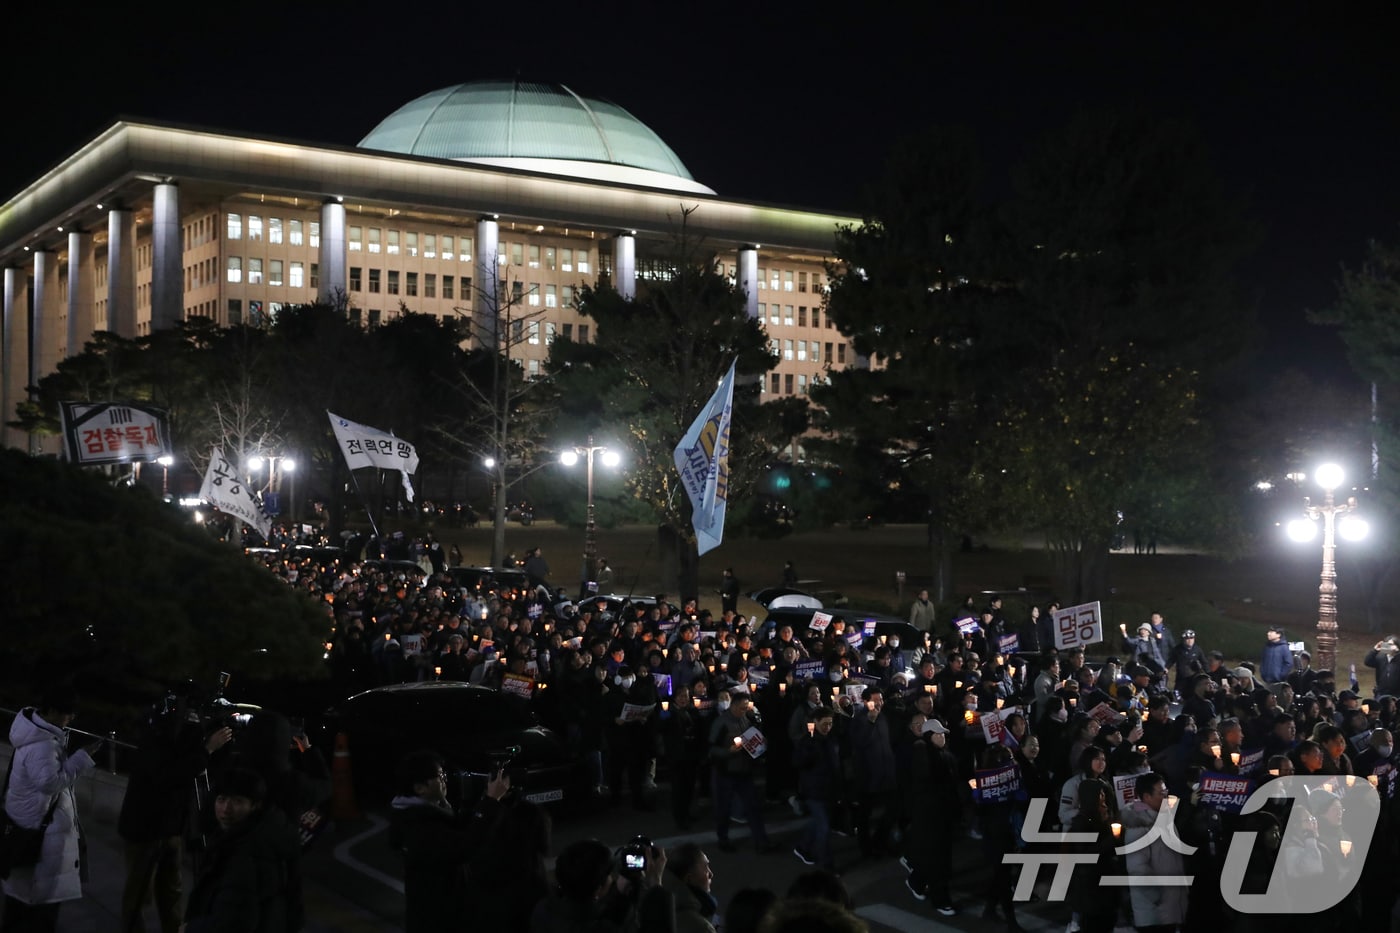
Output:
[1286, 462, 1368, 673]
[246, 453, 297, 523]
[561, 437, 621, 596]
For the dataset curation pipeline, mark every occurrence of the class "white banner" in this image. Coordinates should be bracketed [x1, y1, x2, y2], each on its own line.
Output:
[672, 361, 736, 555]
[1052, 601, 1104, 650]
[199, 446, 271, 539]
[60, 402, 172, 466]
[327, 411, 419, 502]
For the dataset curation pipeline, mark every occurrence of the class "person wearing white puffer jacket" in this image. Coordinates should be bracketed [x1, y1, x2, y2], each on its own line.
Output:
[2, 685, 98, 933]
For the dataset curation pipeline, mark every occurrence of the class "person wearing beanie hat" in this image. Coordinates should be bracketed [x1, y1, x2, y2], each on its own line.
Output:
[184, 767, 303, 933]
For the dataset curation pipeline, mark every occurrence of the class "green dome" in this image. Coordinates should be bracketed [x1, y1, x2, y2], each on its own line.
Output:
[357, 81, 714, 194]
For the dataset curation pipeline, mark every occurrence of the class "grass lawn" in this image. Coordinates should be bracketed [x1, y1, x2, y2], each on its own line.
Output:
[426, 520, 1394, 679]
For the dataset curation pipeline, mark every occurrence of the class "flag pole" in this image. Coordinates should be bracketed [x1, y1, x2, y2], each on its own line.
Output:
[345, 466, 381, 541]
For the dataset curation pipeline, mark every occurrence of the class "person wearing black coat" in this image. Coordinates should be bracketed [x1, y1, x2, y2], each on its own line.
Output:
[662, 685, 706, 830]
[903, 716, 962, 917]
[183, 769, 303, 933]
[1064, 779, 1120, 933]
[792, 707, 843, 870]
[1365, 637, 1400, 697]
[119, 702, 234, 933]
[388, 751, 508, 933]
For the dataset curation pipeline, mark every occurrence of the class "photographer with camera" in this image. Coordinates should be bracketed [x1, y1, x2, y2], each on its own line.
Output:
[118, 690, 234, 933]
[530, 836, 674, 933]
[389, 750, 510, 933]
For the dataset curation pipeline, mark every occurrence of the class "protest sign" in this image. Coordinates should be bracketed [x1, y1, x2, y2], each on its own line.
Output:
[1198, 771, 1254, 813]
[810, 611, 834, 632]
[620, 703, 653, 723]
[973, 763, 1022, 804]
[1052, 601, 1104, 650]
[501, 673, 535, 698]
[740, 726, 767, 758]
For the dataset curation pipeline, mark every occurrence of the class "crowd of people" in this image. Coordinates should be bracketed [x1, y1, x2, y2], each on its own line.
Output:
[8, 537, 1400, 932]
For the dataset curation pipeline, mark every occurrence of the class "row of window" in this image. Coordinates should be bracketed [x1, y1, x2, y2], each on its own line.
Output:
[226, 258, 309, 288]
[769, 338, 847, 364]
[226, 215, 320, 248]
[759, 304, 830, 328]
[754, 268, 822, 293]
[766, 372, 824, 396]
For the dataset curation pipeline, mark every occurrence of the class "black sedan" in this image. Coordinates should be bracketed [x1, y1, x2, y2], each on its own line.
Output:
[323, 682, 581, 806]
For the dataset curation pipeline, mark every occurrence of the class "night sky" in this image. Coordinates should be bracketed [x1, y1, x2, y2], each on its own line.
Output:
[4, 3, 1396, 382]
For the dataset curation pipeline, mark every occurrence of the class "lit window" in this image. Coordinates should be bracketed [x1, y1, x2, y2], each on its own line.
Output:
[498, 245, 506, 266]
[368, 228, 381, 254]
[387, 230, 399, 255]
[289, 220, 303, 246]
[349, 267, 362, 291]
[269, 218, 283, 245]
[309, 223, 320, 248]
[527, 359, 541, 379]
[577, 249, 590, 274]
[770, 269, 780, 290]
[528, 283, 540, 306]
[784, 271, 794, 292]
[441, 235, 454, 261]
[769, 306, 780, 326]
[349, 226, 362, 251]
[227, 213, 243, 240]
[406, 232, 418, 258]
[462, 237, 473, 262]
[561, 249, 573, 272]
[546, 247, 556, 270]
[388, 270, 400, 295]
[757, 268, 765, 290]
[528, 322, 541, 345]
[784, 306, 794, 326]
[796, 341, 807, 361]
[406, 272, 418, 297]
[247, 258, 263, 285]
[289, 262, 304, 288]
[546, 322, 556, 344]
[424, 235, 436, 259]
[511, 243, 523, 266]
[248, 216, 263, 241]
[369, 269, 381, 293]
[529, 245, 540, 268]
[227, 257, 242, 283]
[269, 260, 284, 287]
[545, 284, 557, 308]
[562, 285, 574, 307]
[770, 338, 779, 356]
[811, 342, 821, 363]
[758, 303, 766, 320]
[425, 274, 436, 298]
[783, 339, 793, 361]
[798, 374, 808, 394]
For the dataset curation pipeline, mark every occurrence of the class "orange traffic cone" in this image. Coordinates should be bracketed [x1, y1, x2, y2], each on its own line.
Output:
[330, 732, 361, 820]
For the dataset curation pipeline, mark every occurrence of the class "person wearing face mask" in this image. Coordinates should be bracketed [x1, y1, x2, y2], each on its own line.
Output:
[1352, 727, 1395, 780]
[604, 666, 655, 811]
[708, 694, 773, 853]
[886, 635, 910, 678]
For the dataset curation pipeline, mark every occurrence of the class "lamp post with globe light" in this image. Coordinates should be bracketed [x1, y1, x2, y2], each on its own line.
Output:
[247, 454, 297, 524]
[156, 454, 174, 498]
[1286, 463, 1369, 674]
[560, 437, 621, 596]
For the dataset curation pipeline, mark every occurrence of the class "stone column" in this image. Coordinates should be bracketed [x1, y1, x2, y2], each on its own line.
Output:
[475, 216, 500, 350]
[32, 250, 59, 385]
[67, 231, 95, 357]
[319, 199, 347, 308]
[612, 231, 636, 300]
[737, 245, 759, 320]
[107, 207, 136, 338]
[150, 182, 183, 330]
[2, 268, 30, 450]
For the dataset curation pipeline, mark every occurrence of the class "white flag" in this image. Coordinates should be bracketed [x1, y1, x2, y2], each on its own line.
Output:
[199, 446, 272, 539]
[327, 411, 419, 502]
[672, 361, 736, 555]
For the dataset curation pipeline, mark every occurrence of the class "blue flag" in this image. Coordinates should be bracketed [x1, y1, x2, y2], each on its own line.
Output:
[672, 361, 736, 555]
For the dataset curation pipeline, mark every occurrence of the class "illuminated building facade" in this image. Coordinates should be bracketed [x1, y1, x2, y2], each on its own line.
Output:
[0, 81, 857, 451]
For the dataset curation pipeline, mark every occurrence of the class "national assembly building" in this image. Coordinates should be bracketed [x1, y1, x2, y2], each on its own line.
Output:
[0, 79, 859, 452]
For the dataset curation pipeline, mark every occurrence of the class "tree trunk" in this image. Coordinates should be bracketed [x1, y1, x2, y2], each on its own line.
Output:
[1055, 537, 1111, 605]
[926, 520, 955, 605]
[492, 473, 508, 567]
[657, 524, 699, 604]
